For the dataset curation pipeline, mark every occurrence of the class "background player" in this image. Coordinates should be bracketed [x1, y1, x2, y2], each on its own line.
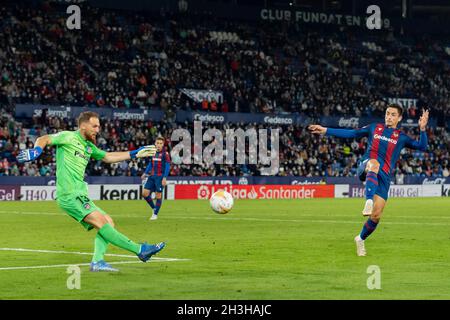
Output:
[308, 105, 429, 256]
[141, 137, 171, 220]
[17, 111, 166, 272]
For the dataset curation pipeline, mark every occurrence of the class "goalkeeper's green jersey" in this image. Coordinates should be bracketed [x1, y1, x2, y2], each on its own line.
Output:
[49, 130, 106, 198]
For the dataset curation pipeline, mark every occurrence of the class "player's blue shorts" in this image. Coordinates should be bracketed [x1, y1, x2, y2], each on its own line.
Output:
[356, 159, 391, 201]
[143, 176, 164, 193]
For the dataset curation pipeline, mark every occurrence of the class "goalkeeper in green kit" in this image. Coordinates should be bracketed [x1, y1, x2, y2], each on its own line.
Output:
[17, 111, 166, 272]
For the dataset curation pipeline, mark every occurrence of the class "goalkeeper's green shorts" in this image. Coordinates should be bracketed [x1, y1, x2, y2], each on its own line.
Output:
[57, 194, 107, 231]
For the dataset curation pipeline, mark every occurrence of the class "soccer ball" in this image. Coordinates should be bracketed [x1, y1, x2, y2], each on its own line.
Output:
[209, 190, 234, 214]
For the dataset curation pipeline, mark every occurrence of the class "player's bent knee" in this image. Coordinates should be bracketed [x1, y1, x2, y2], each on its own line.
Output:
[371, 210, 382, 222]
[84, 211, 109, 229]
[105, 215, 115, 227]
[142, 190, 150, 198]
[156, 193, 162, 199]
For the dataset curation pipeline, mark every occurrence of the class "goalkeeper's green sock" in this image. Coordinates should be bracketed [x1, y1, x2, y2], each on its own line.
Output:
[98, 223, 141, 255]
[92, 233, 109, 263]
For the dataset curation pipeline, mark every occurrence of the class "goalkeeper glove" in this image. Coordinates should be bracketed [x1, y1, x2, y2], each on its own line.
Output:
[17, 146, 43, 163]
[130, 145, 157, 159]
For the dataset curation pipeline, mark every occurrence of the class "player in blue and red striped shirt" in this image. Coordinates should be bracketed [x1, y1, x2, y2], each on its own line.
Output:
[309, 105, 429, 256]
[141, 137, 171, 221]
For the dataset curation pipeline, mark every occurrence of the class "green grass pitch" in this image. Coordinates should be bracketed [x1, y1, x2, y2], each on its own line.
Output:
[0, 197, 450, 299]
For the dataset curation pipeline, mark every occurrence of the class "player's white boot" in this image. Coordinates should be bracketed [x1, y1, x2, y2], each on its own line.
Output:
[362, 199, 374, 216]
[150, 214, 158, 220]
[354, 235, 366, 256]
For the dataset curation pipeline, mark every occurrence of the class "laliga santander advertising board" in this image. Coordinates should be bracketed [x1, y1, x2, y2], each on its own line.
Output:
[174, 184, 335, 200]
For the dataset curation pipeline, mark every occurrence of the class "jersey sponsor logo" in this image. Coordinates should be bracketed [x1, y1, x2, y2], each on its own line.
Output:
[370, 124, 384, 159]
[373, 134, 398, 144]
[74, 150, 89, 161]
[381, 130, 400, 173]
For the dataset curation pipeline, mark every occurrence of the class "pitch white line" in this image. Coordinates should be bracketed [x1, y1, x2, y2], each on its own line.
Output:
[0, 248, 190, 262]
[0, 210, 61, 216]
[0, 260, 143, 271]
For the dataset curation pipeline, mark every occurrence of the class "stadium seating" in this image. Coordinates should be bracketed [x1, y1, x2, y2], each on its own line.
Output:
[0, 1, 448, 178]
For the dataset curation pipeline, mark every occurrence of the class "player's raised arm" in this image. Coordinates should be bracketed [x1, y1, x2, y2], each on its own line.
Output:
[308, 124, 370, 138]
[16, 134, 52, 163]
[102, 145, 157, 164]
[405, 109, 429, 151]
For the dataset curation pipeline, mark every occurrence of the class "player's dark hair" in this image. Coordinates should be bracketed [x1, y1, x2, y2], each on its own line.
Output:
[77, 111, 100, 126]
[386, 104, 403, 116]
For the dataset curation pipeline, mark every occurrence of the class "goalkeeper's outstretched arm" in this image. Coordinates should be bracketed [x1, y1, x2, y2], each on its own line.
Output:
[102, 145, 157, 164]
[102, 151, 133, 164]
[16, 135, 52, 163]
[35, 135, 52, 150]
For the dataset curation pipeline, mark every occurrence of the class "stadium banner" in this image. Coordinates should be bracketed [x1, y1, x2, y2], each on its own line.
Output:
[422, 185, 442, 197]
[334, 184, 350, 198]
[318, 115, 438, 129]
[16, 185, 166, 201]
[8, 184, 445, 200]
[90, 0, 450, 34]
[326, 177, 360, 185]
[400, 118, 437, 128]
[0, 176, 360, 186]
[15, 104, 164, 121]
[442, 185, 450, 197]
[386, 97, 418, 108]
[167, 176, 344, 185]
[20, 186, 57, 201]
[0, 185, 20, 201]
[89, 184, 146, 201]
[349, 184, 441, 198]
[180, 89, 223, 103]
[404, 176, 450, 185]
[259, 9, 391, 29]
[175, 110, 310, 126]
[3, 176, 447, 187]
[319, 116, 382, 128]
[15, 104, 71, 119]
[173, 184, 335, 200]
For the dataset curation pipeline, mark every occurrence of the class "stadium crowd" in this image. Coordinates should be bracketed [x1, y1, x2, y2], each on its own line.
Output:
[0, 2, 449, 124]
[1, 106, 449, 181]
[0, 1, 449, 180]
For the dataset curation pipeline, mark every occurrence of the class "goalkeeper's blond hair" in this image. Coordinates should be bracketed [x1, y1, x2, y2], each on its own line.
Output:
[77, 111, 100, 127]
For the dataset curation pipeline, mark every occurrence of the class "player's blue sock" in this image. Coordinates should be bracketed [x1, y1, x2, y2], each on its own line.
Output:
[360, 218, 378, 240]
[365, 171, 378, 200]
[144, 195, 155, 209]
[154, 198, 162, 215]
